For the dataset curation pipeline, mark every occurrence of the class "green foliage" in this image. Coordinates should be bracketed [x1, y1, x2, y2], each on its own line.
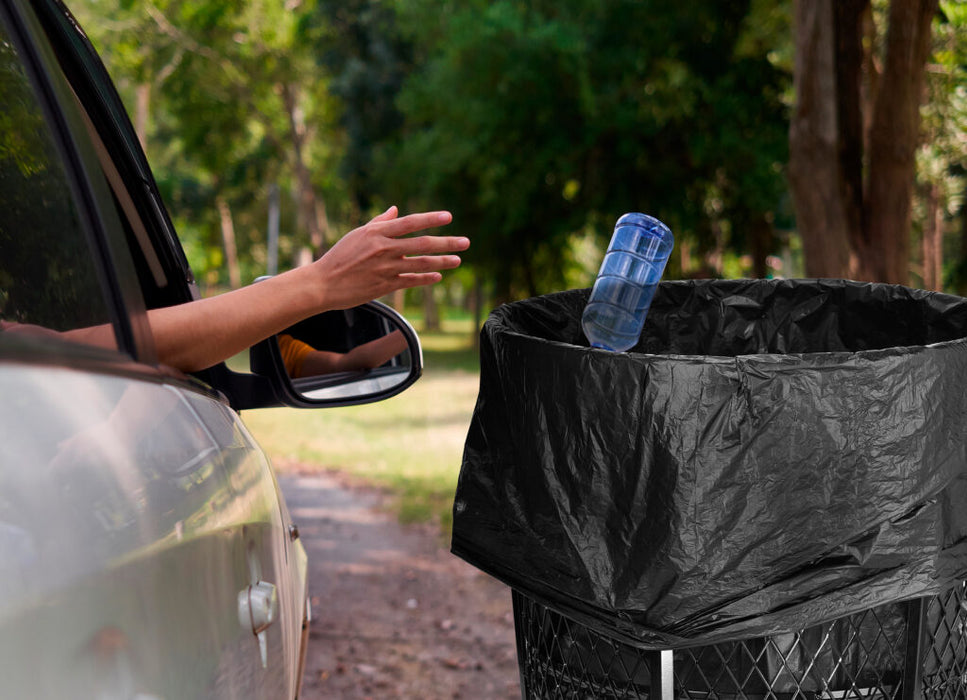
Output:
[62, 0, 962, 301]
[926, 1, 967, 291]
[67, 0, 796, 298]
[0, 39, 48, 176]
[0, 34, 108, 329]
[377, 0, 791, 297]
[71, 0, 346, 287]
[303, 0, 412, 214]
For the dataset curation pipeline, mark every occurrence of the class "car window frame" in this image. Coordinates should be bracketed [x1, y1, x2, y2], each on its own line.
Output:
[5, 0, 335, 412]
[35, 0, 200, 303]
[1, 0, 155, 364]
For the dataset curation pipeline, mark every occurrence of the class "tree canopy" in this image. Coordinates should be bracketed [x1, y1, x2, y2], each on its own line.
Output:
[71, 0, 966, 303]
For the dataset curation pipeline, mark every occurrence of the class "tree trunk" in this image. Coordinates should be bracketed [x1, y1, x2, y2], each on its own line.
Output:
[679, 238, 693, 276]
[216, 195, 242, 289]
[863, 0, 939, 284]
[388, 289, 406, 313]
[788, 0, 854, 279]
[921, 182, 943, 290]
[958, 181, 967, 296]
[135, 83, 150, 151]
[749, 214, 774, 279]
[790, 0, 938, 284]
[707, 222, 725, 277]
[833, 0, 868, 265]
[280, 83, 330, 256]
[267, 183, 280, 276]
[422, 286, 441, 332]
[471, 273, 484, 351]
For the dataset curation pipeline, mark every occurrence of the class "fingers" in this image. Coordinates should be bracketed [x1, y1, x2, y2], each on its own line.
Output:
[397, 254, 463, 274]
[375, 210, 453, 237]
[396, 272, 444, 289]
[369, 205, 399, 223]
[395, 234, 470, 256]
[319, 208, 466, 306]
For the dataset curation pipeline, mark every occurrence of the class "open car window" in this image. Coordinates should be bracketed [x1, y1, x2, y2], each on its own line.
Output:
[34, 0, 196, 315]
[0, 18, 114, 346]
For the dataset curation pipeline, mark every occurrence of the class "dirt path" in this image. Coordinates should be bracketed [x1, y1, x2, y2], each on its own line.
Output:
[279, 472, 521, 699]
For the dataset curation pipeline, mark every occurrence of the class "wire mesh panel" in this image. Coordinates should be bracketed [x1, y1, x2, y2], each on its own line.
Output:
[513, 581, 967, 700]
[513, 590, 655, 698]
[923, 581, 967, 700]
[675, 605, 908, 700]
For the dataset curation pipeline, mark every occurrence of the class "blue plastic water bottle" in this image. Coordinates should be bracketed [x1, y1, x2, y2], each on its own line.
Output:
[582, 213, 674, 352]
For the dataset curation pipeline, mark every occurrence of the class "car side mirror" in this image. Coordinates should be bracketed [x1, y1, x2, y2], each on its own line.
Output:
[249, 300, 422, 408]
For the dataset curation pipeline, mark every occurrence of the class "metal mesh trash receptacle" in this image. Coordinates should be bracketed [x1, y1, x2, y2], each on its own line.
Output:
[513, 581, 967, 699]
[452, 280, 967, 699]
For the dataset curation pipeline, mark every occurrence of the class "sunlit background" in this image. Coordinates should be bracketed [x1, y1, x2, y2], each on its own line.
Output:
[73, 0, 966, 527]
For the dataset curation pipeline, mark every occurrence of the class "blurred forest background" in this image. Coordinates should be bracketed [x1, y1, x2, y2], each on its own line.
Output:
[71, 0, 965, 328]
[63, 0, 966, 525]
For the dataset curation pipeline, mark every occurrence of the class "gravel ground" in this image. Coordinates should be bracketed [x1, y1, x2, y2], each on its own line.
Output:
[279, 472, 521, 699]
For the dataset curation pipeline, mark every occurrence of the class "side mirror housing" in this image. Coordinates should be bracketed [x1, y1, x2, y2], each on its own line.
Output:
[249, 300, 423, 409]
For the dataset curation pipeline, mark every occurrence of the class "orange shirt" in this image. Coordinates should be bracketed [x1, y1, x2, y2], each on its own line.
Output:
[277, 334, 314, 377]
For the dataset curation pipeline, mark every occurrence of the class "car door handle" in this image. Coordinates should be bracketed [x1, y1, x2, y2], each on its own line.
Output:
[238, 580, 278, 634]
[238, 580, 278, 668]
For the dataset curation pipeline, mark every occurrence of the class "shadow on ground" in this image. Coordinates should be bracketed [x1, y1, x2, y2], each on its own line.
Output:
[279, 472, 520, 699]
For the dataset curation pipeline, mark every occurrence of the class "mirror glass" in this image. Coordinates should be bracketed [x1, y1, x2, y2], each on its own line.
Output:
[274, 304, 417, 402]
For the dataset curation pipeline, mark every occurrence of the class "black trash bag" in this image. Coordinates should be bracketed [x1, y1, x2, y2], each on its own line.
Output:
[451, 279, 967, 648]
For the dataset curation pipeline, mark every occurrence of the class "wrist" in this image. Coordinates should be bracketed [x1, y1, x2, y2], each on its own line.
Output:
[270, 264, 330, 321]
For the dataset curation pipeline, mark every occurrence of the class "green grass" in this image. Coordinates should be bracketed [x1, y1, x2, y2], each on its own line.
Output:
[241, 316, 481, 533]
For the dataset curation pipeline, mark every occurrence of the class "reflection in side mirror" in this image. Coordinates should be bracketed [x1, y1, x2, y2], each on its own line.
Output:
[251, 300, 422, 408]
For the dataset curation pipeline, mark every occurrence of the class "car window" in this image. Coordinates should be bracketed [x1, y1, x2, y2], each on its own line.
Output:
[36, 0, 196, 315]
[0, 19, 112, 338]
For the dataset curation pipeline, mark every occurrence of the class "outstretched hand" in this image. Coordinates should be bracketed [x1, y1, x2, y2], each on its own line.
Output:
[311, 206, 469, 311]
[141, 205, 467, 372]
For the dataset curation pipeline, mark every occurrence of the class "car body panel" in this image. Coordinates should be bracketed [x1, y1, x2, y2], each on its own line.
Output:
[0, 0, 315, 688]
[0, 351, 307, 698]
[0, 0, 419, 695]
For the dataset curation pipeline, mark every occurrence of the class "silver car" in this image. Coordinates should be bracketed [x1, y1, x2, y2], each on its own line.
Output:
[0, 0, 423, 697]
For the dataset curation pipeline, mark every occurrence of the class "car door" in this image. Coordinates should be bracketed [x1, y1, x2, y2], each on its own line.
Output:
[0, 1, 307, 697]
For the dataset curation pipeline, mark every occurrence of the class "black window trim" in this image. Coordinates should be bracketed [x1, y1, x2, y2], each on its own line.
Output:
[1, 0, 277, 409]
[1, 0, 155, 363]
[36, 0, 199, 302]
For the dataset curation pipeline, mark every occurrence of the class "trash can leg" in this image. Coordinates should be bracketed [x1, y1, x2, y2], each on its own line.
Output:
[902, 598, 926, 700]
[649, 649, 674, 700]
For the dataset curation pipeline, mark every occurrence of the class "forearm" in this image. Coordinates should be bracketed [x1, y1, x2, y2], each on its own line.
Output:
[148, 265, 324, 372]
[339, 330, 407, 371]
[148, 207, 464, 373]
[296, 331, 407, 376]
[3, 320, 117, 351]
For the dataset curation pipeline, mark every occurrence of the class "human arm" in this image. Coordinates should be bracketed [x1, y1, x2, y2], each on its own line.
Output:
[148, 207, 466, 372]
[2, 318, 116, 350]
[284, 329, 409, 378]
[3, 207, 463, 372]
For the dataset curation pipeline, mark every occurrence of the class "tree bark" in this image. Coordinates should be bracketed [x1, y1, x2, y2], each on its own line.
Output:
[679, 238, 693, 276]
[216, 195, 242, 289]
[388, 289, 406, 313]
[788, 0, 854, 279]
[280, 83, 331, 256]
[749, 214, 774, 279]
[135, 83, 150, 151]
[921, 182, 943, 290]
[471, 273, 484, 351]
[422, 286, 441, 332]
[863, 0, 939, 284]
[790, 0, 938, 284]
[833, 0, 868, 266]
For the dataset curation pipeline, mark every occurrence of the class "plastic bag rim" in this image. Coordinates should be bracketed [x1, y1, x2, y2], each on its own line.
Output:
[487, 278, 967, 363]
[494, 328, 967, 363]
